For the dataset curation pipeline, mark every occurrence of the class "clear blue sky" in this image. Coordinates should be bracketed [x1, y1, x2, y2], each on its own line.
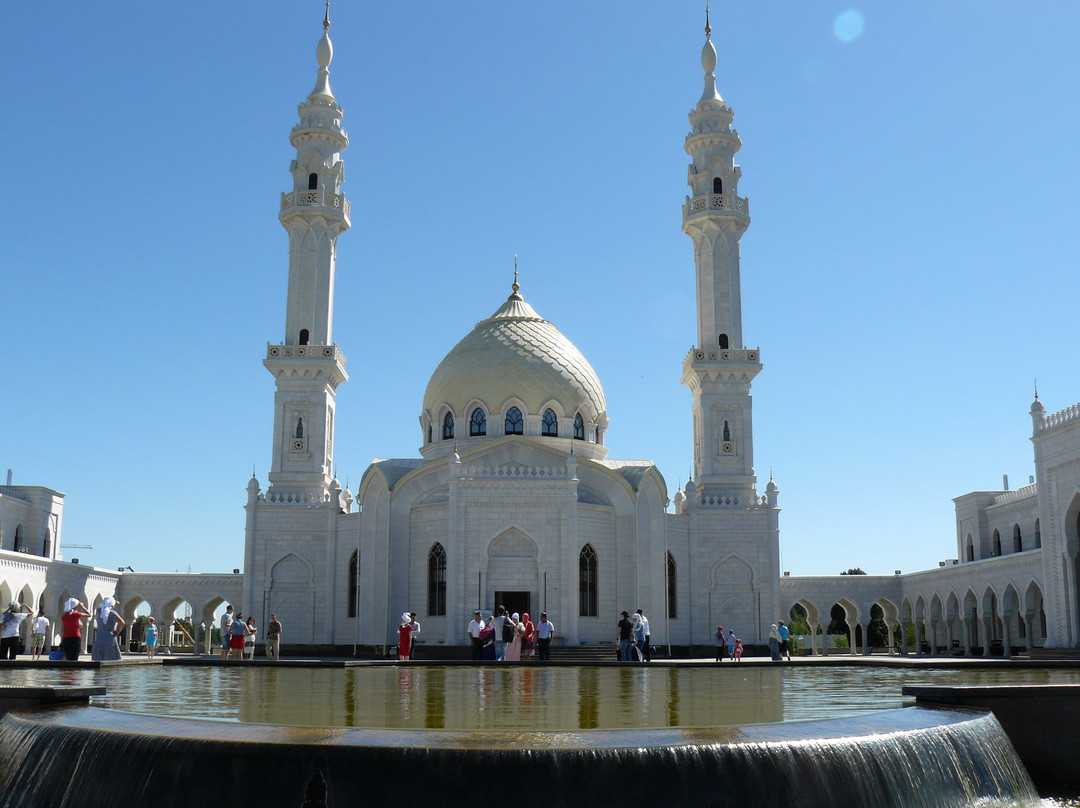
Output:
[3, 3, 1078, 577]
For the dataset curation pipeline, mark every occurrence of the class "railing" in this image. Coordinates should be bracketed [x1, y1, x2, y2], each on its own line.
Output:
[0, 486, 29, 502]
[462, 465, 568, 480]
[691, 492, 769, 508]
[280, 189, 350, 219]
[260, 490, 334, 505]
[266, 343, 347, 365]
[683, 192, 749, 221]
[684, 347, 760, 364]
[992, 483, 1038, 506]
[1038, 402, 1080, 432]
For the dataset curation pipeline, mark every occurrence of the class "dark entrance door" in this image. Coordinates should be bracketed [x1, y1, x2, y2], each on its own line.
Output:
[495, 591, 531, 618]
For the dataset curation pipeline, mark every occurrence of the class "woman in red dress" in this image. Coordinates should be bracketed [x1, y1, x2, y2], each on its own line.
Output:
[61, 598, 91, 661]
[397, 612, 412, 660]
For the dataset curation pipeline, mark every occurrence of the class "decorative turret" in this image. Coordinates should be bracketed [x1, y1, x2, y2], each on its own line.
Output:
[680, 9, 762, 501]
[263, 5, 350, 498]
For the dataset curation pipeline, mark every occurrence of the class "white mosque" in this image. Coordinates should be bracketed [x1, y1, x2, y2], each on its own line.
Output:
[2, 13, 1079, 656]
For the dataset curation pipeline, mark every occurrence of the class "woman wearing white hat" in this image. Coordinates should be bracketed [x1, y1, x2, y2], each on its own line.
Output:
[90, 597, 125, 661]
[397, 612, 413, 661]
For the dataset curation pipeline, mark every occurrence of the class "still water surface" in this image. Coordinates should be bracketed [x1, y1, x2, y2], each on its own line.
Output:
[3, 664, 1079, 731]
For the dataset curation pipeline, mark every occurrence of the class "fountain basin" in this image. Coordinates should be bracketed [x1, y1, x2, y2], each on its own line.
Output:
[0, 706, 1038, 808]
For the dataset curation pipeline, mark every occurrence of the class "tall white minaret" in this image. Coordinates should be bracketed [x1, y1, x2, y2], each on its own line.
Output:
[680, 8, 761, 501]
[264, 4, 350, 496]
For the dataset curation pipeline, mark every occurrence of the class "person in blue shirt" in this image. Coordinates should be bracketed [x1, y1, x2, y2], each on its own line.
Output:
[777, 619, 791, 661]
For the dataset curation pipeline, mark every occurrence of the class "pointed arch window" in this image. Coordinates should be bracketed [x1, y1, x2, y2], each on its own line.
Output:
[295, 417, 304, 439]
[308, 173, 318, 190]
[723, 420, 731, 442]
[712, 177, 723, 194]
[504, 407, 523, 435]
[966, 536, 975, 562]
[578, 544, 598, 617]
[718, 333, 729, 349]
[542, 408, 558, 437]
[427, 424, 432, 443]
[427, 543, 447, 616]
[347, 550, 359, 618]
[470, 408, 487, 437]
[14, 524, 23, 552]
[1013, 524, 1023, 553]
[667, 552, 678, 618]
[1035, 519, 1042, 549]
[442, 413, 454, 440]
[992, 529, 1002, 557]
[573, 413, 585, 441]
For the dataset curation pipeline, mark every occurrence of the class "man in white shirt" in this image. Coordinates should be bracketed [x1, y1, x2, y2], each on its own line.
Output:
[467, 610, 485, 660]
[219, 605, 234, 660]
[636, 608, 651, 662]
[0, 602, 32, 659]
[31, 611, 50, 660]
[535, 612, 555, 661]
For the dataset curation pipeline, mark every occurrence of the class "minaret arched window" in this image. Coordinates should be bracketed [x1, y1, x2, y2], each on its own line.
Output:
[295, 417, 304, 439]
[307, 173, 318, 190]
[541, 409, 558, 437]
[42, 528, 51, 558]
[966, 536, 975, 562]
[1013, 524, 1023, 553]
[723, 421, 731, 442]
[992, 529, 1001, 556]
[712, 177, 723, 194]
[578, 544, 598, 617]
[442, 413, 454, 440]
[427, 543, 447, 616]
[1035, 519, 1042, 549]
[299, 329, 310, 346]
[427, 424, 432, 443]
[470, 408, 487, 437]
[667, 552, 678, 618]
[504, 407, 523, 436]
[14, 525, 22, 552]
[718, 333, 729, 349]
[347, 550, 359, 618]
[573, 413, 585, 441]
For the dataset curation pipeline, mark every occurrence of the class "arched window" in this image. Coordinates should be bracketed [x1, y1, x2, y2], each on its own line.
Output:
[14, 525, 22, 552]
[1035, 519, 1042, 549]
[428, 543, 447, 616]
[470, 408, 487, 437]
[573, 413, 585, 441]
[442, 412, 454, 440]
[308, 173, 318, 190]
[42, 528, 51, 558]
[966, 537, 975, 562]
[712, 177, 723, 194]
[578, 544, 598, 617]
[427, 424, 432, 443]
[295, 417, 304, 439]
[541, 408, 558, 437]
[299, 328, 310, 346]
[667, 552, 678, 618]
[992, 529, 1001, 557]
[347, 550, 359, 618]
[718, 333, 729, 349]
[1013, 524, 1023, 553]
[723, 420, 731, 442]
[504, 407, 523, 435]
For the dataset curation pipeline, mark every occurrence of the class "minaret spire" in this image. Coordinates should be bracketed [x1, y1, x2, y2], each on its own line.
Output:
[681, 9, 760, 497]
[263, 11, 351, 495]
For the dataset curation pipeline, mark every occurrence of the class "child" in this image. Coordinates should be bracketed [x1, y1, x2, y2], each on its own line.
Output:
[726, 629, 736, 660]
[734, 638, 743, 662]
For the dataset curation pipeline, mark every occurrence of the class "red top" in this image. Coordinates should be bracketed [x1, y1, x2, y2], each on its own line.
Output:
[61, 611, 84, 638]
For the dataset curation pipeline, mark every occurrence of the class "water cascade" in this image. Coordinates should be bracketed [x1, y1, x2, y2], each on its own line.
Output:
[0, 706, 1038, 808]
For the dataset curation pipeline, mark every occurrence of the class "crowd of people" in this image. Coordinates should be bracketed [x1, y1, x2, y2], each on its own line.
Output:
[217, 605, 283, 661]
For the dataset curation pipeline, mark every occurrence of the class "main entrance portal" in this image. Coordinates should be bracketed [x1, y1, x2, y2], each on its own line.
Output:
[495, 591, 531, 618]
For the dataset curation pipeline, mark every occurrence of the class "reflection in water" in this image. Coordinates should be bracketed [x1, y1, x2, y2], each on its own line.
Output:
[2, 665, 1079, 731]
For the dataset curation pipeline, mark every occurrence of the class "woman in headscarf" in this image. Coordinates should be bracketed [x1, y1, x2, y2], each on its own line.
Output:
[397, 612, 413, 660]
[520, 612, 536, 661]
[768, 623, 782, 661]
[504, 612, 523, 661]
[91, 597, 125, 661]
[61, 598, 91, 661]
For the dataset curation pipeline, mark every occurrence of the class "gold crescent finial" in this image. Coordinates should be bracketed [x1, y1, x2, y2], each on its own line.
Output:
[512, 254, 520, 293]
[705, 1, 711, 38]
[324, 2, 331, 32]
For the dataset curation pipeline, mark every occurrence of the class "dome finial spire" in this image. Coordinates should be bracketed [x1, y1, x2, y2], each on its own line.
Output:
[512, 254, 520, 294]
[324, 2, 331, 33]
[705, 1, 711, 39]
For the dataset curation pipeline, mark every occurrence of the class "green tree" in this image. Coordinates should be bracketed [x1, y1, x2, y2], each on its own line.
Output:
[839, 567, 867, 575]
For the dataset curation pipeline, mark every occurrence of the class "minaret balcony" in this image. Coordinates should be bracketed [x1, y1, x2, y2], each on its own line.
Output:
[681, 346, 762, 388]
[280, 189, 351, 224]
[682, 193, 749, 226]
[264, 343, 349, 389]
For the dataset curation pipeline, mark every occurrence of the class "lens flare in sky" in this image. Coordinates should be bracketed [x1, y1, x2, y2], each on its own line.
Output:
[834, 10, 865, 43]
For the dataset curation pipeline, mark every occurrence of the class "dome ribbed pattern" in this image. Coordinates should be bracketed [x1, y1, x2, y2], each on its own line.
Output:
[423, 292, 606, 421]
